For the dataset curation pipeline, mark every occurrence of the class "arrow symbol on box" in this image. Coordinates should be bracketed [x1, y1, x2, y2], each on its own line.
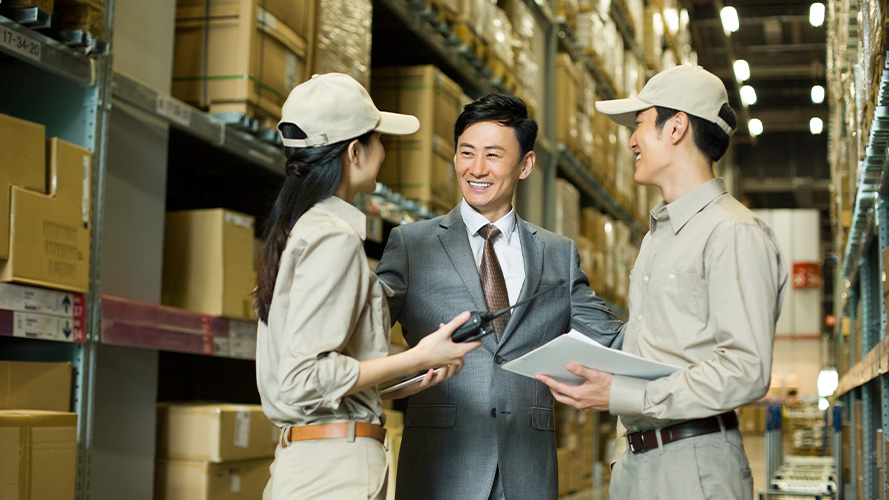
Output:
[63, 321, 71, 338]
[62, 296, 71, 313]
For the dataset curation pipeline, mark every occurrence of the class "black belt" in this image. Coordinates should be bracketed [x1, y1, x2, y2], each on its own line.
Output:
[627, 411, 739, 454]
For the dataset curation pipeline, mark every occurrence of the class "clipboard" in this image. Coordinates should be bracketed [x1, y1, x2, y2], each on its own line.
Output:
[502, 329, 680, 384]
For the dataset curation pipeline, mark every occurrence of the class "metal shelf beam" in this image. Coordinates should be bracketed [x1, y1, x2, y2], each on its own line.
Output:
[0, 15, 96, 85]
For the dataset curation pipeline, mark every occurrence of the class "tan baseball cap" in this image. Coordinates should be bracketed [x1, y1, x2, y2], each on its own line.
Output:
[278, 73, 420, 147]
[595, 65, 735, 136]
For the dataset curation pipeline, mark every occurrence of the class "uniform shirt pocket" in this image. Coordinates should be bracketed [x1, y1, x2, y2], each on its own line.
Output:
[646, 270, 705, 343]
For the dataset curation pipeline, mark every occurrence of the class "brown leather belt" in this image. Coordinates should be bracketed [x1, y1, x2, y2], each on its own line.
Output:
[627, 411, 739, 454]
[281, 422, 387, 448]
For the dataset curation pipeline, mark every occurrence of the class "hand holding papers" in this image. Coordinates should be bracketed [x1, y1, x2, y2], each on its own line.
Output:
[502, 329, 680, 384]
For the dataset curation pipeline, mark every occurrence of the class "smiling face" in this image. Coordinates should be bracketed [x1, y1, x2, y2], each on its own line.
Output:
[628, 107, 671, 187]
[454, 121, 534, 222]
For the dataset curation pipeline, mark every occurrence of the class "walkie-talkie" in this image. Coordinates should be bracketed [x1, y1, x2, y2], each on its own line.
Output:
[451, 285, 561, 343]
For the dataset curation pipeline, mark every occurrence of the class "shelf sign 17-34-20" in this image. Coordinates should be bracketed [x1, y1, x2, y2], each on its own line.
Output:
[1, 25, 41, 62]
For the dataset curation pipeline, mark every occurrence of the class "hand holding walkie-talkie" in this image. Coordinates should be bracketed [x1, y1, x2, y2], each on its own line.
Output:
[451, 285, 561, 343]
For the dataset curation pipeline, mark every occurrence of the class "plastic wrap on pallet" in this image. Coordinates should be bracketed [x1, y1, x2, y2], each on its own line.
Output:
[514, 40, 540, 114]
[315, 0, 372, 87]
[458, 0, 491, 41]
[501, 0, 534, 41]
[483, 6, 515, 66]
[643, 4, 663, 69]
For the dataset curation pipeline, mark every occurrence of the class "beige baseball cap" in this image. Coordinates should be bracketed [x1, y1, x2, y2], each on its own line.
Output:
[595, 65, 735, 136]
[278, 73, 420, 147]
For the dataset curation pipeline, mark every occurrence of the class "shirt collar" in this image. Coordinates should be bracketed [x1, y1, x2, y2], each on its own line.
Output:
[460, 200, 517, 240]
[317, 196, 366, 240]
[657, 178, 727, 234]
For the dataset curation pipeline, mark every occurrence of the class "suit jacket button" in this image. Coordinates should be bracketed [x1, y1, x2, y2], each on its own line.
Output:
[494, 355, 503, 364]
[490, 408, 496, 418]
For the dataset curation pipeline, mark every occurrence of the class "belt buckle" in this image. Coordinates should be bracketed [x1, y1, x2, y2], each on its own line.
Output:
[628, 432, 645, 454]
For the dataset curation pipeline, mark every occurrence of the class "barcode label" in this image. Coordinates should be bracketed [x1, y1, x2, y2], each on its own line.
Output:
[0, 25, 41, 62]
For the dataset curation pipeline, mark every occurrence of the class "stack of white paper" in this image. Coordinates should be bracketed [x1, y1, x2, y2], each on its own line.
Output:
[502, 329, 680, 385]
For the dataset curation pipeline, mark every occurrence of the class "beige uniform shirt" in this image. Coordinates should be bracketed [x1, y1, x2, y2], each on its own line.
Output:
[256, 196, 390, 428]
[610, 178, 787, 432]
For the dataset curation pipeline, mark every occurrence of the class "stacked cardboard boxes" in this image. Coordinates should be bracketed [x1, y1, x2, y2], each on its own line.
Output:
[0, 114, 92, 293]
[172, 0, 313, 124]
[155, 402, 278, 500]
[0, 361, 76, 500]
[371, 65, 465, 213]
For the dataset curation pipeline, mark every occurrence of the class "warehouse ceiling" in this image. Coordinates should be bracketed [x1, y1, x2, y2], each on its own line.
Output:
[684, 0, 830, 216]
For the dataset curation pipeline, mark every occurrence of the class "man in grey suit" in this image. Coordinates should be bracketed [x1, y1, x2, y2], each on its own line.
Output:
[376, 94, 625, 500]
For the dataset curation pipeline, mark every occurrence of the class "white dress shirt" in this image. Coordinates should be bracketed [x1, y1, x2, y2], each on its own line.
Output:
[460, 200, 525, 306]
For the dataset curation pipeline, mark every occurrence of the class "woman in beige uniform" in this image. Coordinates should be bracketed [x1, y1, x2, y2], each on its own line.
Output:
[254, 73, 480, 500]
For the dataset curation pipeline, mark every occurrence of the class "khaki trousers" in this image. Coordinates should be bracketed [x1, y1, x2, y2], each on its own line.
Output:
[609, 427, 753, 500]
[263, 433, 388, 500]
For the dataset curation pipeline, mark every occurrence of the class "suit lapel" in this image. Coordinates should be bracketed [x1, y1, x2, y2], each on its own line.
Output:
[497, 218, 543, 348]
[438, 208, 487, 312]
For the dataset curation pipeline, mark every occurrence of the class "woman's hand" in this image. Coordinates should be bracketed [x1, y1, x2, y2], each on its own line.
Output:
[412, 312, 481, 369]
[382, 363, 464, 399]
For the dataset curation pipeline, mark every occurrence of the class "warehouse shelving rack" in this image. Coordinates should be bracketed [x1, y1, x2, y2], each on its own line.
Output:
[0, 0, 662, 496]
[831, 50, 889, 499]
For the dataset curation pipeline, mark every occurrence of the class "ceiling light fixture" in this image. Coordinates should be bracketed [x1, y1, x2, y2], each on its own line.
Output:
[733, 59, 750, 82]
[720, 6, 739, 34]
[810, 117, 824, 134]
[740, 85, 757, 105]
[811, 85, 825, 104]
[748, 118, 763, 136]
[810, 3, 825, 27]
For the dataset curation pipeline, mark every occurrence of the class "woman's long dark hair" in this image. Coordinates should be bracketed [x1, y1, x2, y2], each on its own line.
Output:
[254, 123, 373, 323]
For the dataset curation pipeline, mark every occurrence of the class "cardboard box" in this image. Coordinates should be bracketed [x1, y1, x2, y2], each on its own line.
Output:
[556, 53, 579, 150]
[155, 458, 272, 500]
[554, 179, 580, 241]
[2, 138, 91, 293]
[0, 114, 48, 263]
[378, 134, 458, 213]
[156, 403, 277, 462]
[172, 3, 308, 120]
[176, 0, 315, 42]
[4, 0, 54, 12]
[54, 0, 104, 38]
[0, 361, 72, 411]
[372, 65, 464, 149]
[162, 209, 256, 319]
[0, 410, 77, 500]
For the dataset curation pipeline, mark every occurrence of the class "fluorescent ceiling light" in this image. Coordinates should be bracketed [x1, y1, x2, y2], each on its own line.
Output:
[817, 368, 838, 397]
[811, 85, 825, 104]
[733, 59, 750, 81]
[810, 117, 823, 134]
[740, 85, 757, 105]
[810, 3, 825, 27]
[748, 118, 763, 136]
[721, 6, 739, 34]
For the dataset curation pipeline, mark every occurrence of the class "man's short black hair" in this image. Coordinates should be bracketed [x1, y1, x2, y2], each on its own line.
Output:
[654, 104, 736, 163]
[454, 94, 538, 158]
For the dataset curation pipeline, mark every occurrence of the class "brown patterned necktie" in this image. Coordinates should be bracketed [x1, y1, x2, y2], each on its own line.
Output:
[478, 224, 510, 340]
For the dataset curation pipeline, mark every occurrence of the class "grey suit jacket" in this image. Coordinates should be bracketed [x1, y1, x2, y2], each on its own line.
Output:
[376, 207, 625, 500]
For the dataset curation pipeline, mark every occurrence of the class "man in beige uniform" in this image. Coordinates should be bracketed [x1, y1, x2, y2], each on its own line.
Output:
[536, 65, 787, 499]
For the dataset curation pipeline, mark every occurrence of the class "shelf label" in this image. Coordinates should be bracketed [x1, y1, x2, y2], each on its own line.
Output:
[200, 315, 213, 355]
[156, 95, 192, 128]
[13, 312, 84, 343]
[0, 25, 41, 62]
